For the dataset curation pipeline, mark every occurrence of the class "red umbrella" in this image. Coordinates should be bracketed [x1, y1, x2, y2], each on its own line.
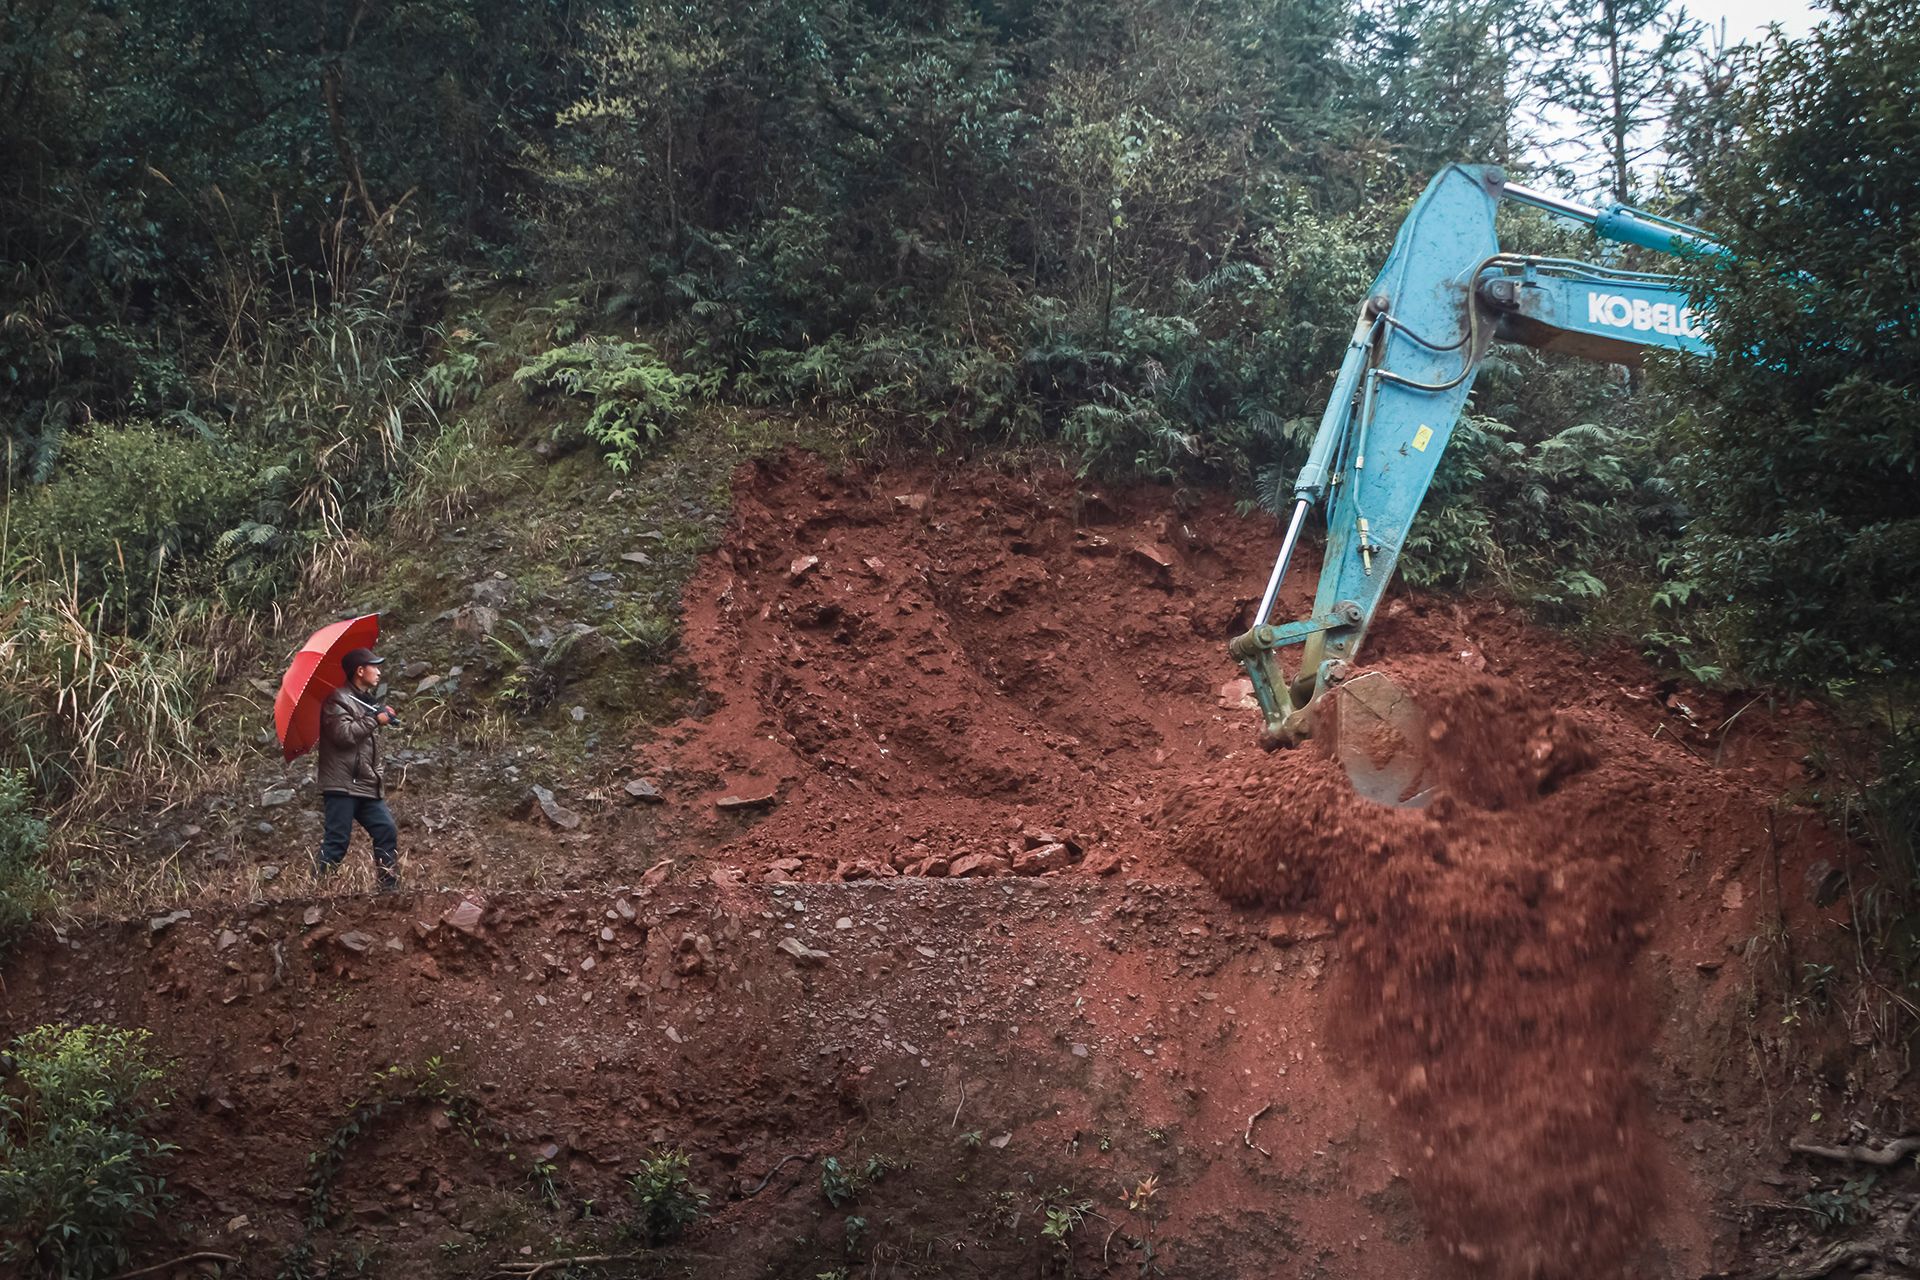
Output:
[274, 613, 381, 762]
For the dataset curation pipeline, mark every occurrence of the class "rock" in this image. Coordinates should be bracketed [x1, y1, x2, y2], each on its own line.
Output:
[569, 705, 587, 722]
[620, 551, 653, 566]
[768, 857, 804, 874]
[988, 1133, 1012, 1150]
[715, 791, 776, 812]
[613, 897, 637, 921]
[148, 909, 191, 935]
[260, 865, 281, 884]
[835, 917, 854, 930]
[261, 786, 296, 809]
[400, 660, 431, 680]
[452, 603, 499, 638]
[302, 906, 324, 927]
[416, 674, 443, 695]
[893, 493, 928, 512]
[949, 852, 1009, 879]
[1217, 676, 1258, 711]
[1083, 851, 1122, 877]
[217, 929, 240, 951]
[639, 860, 673, 889]
[587, 571, 616, 584]
[907, 856, 951, 878]
[623, 777, 664, 804]
[443, 899, 485, 935]
[674, 933, 713, 976]
[529, 785, 582, 831]
[255, 822, 275, 836]
[1129, 541, 1175, 570]
[1071, 1043, 1090, 1058]
[836, 859, 896, 881]
[1014, 842, 1073, 875]
[777, 937, 829, 967]
[1266, 915, 1331, 948]
[338, 931, 374, 953]
[1021, 826, 1082, 855]
[470, 577, 514, 610]
[789, 554, 820, 579]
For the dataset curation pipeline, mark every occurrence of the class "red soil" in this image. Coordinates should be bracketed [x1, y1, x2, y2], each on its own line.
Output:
[1170, 671, 1657, 1278]
[1, 450, 1859, 1278]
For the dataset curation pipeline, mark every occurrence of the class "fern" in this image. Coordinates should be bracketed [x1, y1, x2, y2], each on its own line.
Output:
[513, 339, 711, 474]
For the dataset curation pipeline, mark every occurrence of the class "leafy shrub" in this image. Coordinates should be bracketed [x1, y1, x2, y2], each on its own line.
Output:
[0, 1025, 173, 1279]
[1673, 3, 1920, 691]
[514, 339, 710, 473]
[626, 1148, 705, 1245]
[5, 423, 256, 630]
[0, 771, 50, 947]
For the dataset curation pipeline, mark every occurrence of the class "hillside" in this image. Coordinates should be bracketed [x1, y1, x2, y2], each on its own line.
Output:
[4, 2, 1918, 1278]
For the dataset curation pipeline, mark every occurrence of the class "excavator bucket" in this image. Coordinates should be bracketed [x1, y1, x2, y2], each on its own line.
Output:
[1321, 671, 1435, 808]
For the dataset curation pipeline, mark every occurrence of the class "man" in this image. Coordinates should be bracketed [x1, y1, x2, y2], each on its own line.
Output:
[315, 646, 400, 892]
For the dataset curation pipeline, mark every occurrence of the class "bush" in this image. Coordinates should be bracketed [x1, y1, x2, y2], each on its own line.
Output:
[5, 423, 256, 631]
[1672, 3, 1920, 691]
[0, 771, 50, 947]
[625, 1148, 705, 1245]
[514, 339, 711, 473]
[0, 1025, 173, 1279]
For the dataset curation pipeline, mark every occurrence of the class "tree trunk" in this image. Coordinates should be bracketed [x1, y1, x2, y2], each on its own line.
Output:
[1605, 0, 1630, 203]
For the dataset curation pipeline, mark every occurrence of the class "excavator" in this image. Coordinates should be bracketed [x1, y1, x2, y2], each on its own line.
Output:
[1228, 163, 1725, 805]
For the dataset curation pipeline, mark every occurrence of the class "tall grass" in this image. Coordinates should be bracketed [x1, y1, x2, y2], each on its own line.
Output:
[0, 564, 209, 810]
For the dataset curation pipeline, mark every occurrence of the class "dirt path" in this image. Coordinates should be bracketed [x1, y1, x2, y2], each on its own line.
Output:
[2, 451, 1852, 1277]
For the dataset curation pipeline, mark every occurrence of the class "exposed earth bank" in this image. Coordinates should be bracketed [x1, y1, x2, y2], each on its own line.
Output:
[2, 451, 1863, 1278]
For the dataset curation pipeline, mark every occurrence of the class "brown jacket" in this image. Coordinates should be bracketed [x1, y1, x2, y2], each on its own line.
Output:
[317, 687, 384, 797]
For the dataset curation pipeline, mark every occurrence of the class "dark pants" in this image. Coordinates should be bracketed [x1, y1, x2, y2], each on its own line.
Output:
[319, 792, 398, 884]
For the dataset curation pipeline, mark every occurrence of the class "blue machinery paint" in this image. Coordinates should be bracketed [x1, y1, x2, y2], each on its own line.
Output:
[1231, 164, 1728, 743]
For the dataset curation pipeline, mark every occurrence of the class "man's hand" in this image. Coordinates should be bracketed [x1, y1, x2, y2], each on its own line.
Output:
[376, 708, 394, 726]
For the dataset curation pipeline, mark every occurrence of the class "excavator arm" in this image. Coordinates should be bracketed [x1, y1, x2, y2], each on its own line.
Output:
[1229, 164, 1725, 802]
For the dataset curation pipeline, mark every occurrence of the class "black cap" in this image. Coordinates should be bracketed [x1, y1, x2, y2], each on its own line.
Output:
[341, 647, 385, 677]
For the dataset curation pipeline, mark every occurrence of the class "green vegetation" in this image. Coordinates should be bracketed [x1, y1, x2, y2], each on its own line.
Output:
[513, 339, 714, 473]
[0, 772, 51, 948]
[1666, 0, 1920, 994]
[0, 1025, 173, 1279]
[625, 1149, 707, 1246]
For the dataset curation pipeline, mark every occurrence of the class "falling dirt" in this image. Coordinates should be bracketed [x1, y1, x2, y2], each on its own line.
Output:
[1170, 669, 1656, 1278]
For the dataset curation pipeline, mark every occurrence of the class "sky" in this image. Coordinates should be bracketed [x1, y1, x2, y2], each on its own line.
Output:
[1686, 0, 1824, 44]
[1530, 0, 1828, 197]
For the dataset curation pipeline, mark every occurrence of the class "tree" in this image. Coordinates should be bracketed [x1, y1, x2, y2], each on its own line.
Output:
[1535, 0, 1701, 201]
[1672, 0, 1920, 689]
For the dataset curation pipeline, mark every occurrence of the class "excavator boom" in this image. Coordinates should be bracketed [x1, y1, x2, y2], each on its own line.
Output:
[1230, 164, 1724, 803]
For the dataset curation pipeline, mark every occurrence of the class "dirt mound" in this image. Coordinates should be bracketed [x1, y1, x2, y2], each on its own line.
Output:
[641, 449, 1284, 882]
[1169, 667, 1657, 1278]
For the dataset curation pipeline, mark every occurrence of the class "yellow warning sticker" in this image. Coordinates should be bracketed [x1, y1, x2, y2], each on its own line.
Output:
[1411, 425, 1433, 452]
